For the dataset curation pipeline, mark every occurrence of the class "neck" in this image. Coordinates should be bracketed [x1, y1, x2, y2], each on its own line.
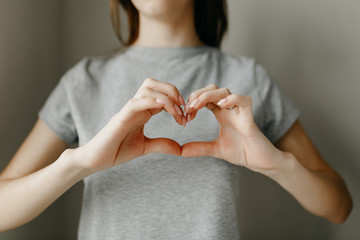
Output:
[132, 7, 203, 47]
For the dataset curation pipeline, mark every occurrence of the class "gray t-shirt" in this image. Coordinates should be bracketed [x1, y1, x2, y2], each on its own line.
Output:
[39, 46, 299, 240]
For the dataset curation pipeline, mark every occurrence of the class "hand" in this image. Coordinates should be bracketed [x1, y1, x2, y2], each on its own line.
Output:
[182, 84, 285, 173]
[73, 78, 185, 173]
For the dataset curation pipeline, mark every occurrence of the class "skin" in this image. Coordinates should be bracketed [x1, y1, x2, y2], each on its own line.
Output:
[0, 0, 352, 232]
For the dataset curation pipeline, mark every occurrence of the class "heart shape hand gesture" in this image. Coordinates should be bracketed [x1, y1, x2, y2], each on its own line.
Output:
[77, 78, 284, 174]
[181, 84, 284, 173]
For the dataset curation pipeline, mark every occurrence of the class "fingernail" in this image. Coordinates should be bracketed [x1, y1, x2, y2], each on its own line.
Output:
[174, 104, 182, 115]
[217, 98, 227, 106]
[156, 98, 166, 104]
[184, 100, 189, 114]
[189, 98, 199, 108]
[187, 113, 191, 122]
[182, 116, 186, 127]
[179, 95, 185, 106]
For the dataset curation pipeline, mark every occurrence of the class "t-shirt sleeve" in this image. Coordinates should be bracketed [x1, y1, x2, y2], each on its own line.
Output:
[254, 62, 300, 143]
[38, 74, 78, 145]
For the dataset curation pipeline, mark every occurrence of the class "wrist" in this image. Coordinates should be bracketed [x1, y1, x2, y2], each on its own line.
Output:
[259, 150, 299, 181]
[57, 148, 94, 182]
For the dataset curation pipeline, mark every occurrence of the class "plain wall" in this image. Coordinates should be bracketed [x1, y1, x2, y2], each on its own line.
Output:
[222, 0, 360, 239]
[0, 0, 359, 239]
[0, 0, 118, 239]
[0, 1, 66, 239]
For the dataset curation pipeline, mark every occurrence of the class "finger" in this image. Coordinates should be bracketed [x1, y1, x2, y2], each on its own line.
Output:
[185, 84, 219, 114]
[185, 109, 197, 122]
[187, 88, 231, 113]
[186, 112, 192, 122]
[133, 87, 184, 126]
[186, 111, 199, 122]
[115, 97, 165, 125]
[148, 108, 162, 116]
[140, 78, 185, 106]
[217, 95, 254, 125]
[144, 137, 181, 156]
[190, 112, 196, 121]
[156, 98, 185, 127]
[181, 141, 217, 158]
[217, 94, 252, 109]
[125, 97, 165, 114]
[139, 87, 184, 117]
[205, 102, 221, 114]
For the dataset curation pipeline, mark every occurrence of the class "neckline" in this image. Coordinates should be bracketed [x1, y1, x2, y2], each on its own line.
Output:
[123, 45, 217, 61]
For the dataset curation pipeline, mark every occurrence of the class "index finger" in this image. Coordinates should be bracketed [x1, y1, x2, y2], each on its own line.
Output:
[141, 78, 185, 106]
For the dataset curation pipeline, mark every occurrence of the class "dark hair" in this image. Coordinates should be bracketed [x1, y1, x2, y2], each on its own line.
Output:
[110, 0, 228, 48]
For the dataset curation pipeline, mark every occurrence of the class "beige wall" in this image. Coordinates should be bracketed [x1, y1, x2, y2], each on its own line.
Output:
[0, 0, 118, 239]
[223, 0, 360, 239]
[0, 0, 359, 239]
[60, 0, 120, 72]
[0, 1, 66, 239]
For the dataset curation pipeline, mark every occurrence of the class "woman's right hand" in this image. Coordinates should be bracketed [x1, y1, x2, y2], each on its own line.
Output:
[72, 78, 185, 174]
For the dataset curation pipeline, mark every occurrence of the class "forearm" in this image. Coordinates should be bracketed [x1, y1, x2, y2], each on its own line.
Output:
[263, 151, 352, 224]
[0, 149, 88, 232]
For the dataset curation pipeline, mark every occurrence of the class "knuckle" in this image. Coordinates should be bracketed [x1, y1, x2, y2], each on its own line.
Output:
[189, 92, 197, 100]
[161, 93, 170, 100]
[219, 87, 230, 94]
[144, 77, 154, 84]
[137, 87, 147, 95]
[168, 85, 179, 96]
[209, 84, 218, 89]
[201, 92, 210, 99]
[169, 84, 177, 92]
[142, 86, 151, 94]
[135, 87, 150, 98]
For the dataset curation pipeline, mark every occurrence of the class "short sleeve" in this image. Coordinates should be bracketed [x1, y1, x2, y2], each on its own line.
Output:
[254, 63, 300, 143]
[38, 74, 78, 145]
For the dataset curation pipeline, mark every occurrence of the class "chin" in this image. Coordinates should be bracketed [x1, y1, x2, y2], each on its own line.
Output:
[131, 0, 193, 19]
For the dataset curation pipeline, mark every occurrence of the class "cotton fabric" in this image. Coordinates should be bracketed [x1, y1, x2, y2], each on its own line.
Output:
[39, 46, 299, 240]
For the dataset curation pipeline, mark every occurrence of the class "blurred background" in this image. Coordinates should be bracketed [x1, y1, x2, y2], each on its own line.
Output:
[0, 0, 359, 239]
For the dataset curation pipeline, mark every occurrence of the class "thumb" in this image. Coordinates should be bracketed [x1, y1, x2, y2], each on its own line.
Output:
[144, 137, 181, 156]
[181, 141, 217, 158]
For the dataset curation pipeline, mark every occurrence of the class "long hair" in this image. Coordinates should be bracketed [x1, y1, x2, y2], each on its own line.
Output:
[110, 0, 228, 48]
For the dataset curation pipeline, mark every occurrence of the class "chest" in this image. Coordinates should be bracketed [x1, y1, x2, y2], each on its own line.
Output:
[72, 59, 262, 145]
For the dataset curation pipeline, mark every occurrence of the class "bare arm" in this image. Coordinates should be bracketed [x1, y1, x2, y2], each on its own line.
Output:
[273, 120, 353, 223]
[182, 85, 353, 224]
[0, 119, 84, 231]
[0, 78, 184, 232]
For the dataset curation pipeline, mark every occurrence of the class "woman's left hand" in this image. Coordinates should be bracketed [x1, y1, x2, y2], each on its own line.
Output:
[182, 84, 286, 173]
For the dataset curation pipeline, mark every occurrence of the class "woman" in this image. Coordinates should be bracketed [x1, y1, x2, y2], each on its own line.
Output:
[0, 0, 352, 239]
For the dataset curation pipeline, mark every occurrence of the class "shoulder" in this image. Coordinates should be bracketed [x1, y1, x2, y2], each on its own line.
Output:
[217, 50, 255, 66]
[212, 49, 255, 69]
[214, 50, 273, 90]
[59, 47, 127, 88]
[216, 50, 270, 81]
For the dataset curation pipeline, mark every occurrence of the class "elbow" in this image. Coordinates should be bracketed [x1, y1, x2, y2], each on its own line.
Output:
[0, 218, 27, 233]
[0, 221, 9, 233]
[328, 194, 353, 224]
